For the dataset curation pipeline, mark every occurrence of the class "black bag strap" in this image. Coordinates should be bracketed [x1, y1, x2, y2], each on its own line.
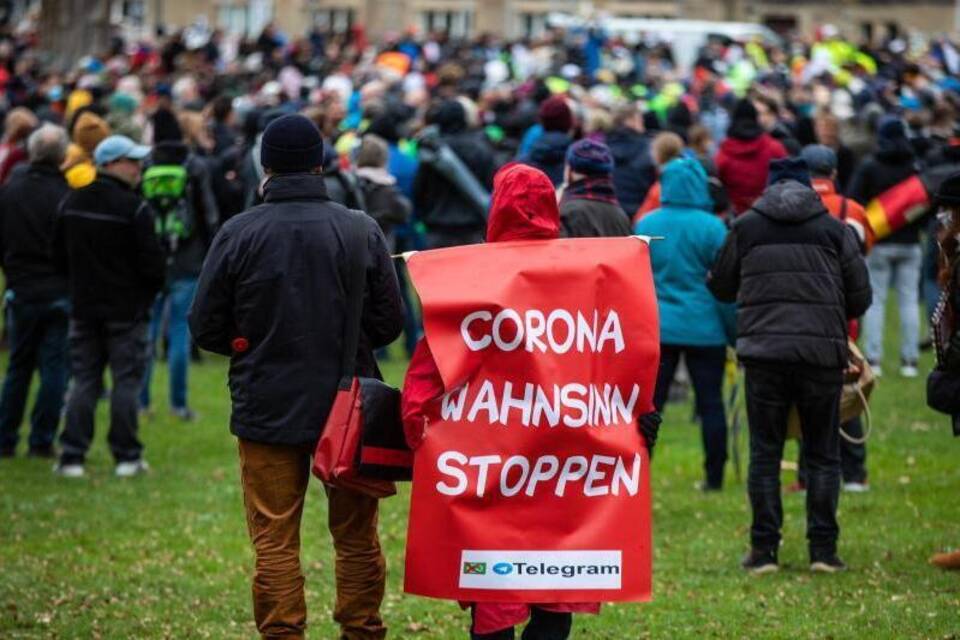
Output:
[839, 196, 848, 220]
[338, 216, 369, 382]
[335, 169, 367, 213]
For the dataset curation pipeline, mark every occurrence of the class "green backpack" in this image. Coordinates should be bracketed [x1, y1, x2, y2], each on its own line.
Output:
[142, 164, 193, 252]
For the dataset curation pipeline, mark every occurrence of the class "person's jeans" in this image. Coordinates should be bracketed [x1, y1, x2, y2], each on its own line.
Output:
[238, 439, 387, 640]
[653, 344, 728, 488]
[59, 320, 148, 464]
[471, 608, 573, 640]
[141, 278, 197, 410]
[864, 243, 922, 365]
[0, 296, 69, 452]
[744, 364, 842, 558]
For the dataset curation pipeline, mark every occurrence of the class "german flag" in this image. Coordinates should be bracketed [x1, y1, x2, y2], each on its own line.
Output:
[864, 174, 930, 241]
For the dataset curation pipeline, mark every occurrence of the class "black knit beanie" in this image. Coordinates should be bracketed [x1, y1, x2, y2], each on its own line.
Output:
[260, 114, 324, 173]
[732, 98, 758, 124]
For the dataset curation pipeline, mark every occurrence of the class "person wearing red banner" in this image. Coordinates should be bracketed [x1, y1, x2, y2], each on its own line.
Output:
[402, 162, 660, 639]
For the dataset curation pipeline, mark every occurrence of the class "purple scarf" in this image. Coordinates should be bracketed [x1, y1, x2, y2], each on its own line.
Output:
[562, 176, 620, 206]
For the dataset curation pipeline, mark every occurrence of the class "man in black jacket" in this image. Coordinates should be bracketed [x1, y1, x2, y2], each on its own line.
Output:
[189, 114, 402, 640]
[606, 102, 656, 214]
[414, 99, 494, 248]
[0, 124, 71, 458]
[709, 158, 872, 574]
[54, 135, 166, 478]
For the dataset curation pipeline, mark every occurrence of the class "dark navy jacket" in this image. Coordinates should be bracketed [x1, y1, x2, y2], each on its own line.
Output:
[189, 173, 403, 444]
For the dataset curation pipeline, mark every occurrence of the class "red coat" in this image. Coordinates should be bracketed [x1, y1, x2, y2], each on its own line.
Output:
[0, 143, 27, 185]
[401, 163, 601, 635]
[715, 133, 787, 214]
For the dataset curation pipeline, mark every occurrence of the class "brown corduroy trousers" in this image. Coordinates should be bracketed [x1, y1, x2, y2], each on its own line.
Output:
[238, 439, 387, 640]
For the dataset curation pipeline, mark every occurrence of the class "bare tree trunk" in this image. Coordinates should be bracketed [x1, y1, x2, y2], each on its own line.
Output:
[38, 0, 112, 71]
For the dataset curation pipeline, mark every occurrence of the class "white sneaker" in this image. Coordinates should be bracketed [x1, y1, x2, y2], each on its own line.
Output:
[53, 463, 85, 478]
[843, 481, 870, 493]
[900, 364, 919, 378]
[115, 459, 149, 477]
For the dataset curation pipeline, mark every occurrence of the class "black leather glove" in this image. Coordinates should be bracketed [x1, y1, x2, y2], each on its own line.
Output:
[638, 412, 662, 460]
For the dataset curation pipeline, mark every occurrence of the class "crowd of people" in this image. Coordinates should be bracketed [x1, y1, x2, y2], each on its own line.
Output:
[0, 13, 959, 639]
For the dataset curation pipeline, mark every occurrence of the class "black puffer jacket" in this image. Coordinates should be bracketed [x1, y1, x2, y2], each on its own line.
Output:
[189, 173, 403, 445]
[708, 180, 872, 370]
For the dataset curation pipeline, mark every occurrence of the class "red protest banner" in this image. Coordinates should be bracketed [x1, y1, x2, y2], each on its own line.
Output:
[403, 237, 659, 603]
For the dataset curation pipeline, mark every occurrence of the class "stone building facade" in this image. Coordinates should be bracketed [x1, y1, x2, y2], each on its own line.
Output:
[133, 0, 959, 43]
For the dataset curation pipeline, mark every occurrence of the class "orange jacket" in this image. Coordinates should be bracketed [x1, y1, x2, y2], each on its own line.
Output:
[812, 177, 872, 339]
[812, 177, 874, 254]
[632, 180, 661, 223]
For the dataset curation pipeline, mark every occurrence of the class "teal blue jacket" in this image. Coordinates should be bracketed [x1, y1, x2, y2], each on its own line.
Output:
[634, 157, 736, 346]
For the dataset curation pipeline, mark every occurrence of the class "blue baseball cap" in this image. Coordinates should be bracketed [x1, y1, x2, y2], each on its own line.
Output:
[93, 135, 150, 166]
[800, 144, 838, 177]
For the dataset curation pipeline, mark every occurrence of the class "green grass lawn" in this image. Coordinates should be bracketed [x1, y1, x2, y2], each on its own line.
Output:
[1, 303, 959, 639]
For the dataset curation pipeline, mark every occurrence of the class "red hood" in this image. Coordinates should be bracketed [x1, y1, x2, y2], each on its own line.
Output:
[486, 163, 560, 243]
[720, 134, 769, 157]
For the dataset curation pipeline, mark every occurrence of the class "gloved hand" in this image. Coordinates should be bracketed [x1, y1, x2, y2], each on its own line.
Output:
[638, 412, 662, 460]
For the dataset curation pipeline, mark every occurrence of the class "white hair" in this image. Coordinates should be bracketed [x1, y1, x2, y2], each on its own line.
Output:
[27, 123, 68, 166]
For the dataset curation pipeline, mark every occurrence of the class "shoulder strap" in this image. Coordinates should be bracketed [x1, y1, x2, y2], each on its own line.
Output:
[839, 196, 848, 220]
[334, 170, 367, 212]
[338, 215, 368, 380]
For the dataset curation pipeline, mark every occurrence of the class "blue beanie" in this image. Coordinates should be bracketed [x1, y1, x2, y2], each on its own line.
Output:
[566, 139, 614, 176]
[261, 114, 324, 173]
[768, 157, 811, 187]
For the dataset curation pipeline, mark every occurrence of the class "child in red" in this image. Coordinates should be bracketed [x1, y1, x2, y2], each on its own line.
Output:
[401, 163, 601, 639]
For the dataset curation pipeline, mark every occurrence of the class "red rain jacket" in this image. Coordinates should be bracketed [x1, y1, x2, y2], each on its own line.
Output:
[715, 133, 787, 214]
[401, 163, 600, 634]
